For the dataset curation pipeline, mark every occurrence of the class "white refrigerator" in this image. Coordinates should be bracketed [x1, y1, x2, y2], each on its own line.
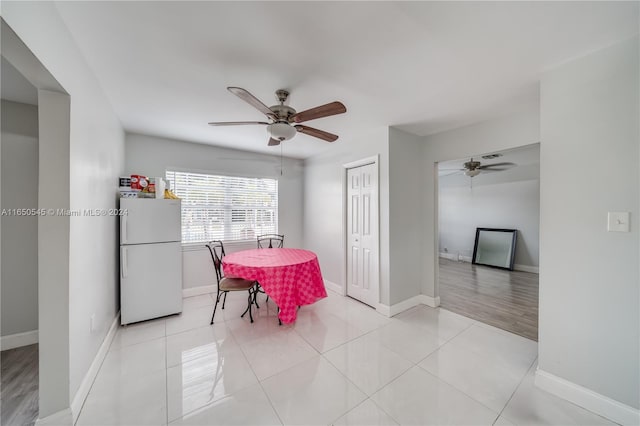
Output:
[120, 198, 183, 325]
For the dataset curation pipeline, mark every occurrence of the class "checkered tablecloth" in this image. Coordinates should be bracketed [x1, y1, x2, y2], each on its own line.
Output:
[222, 248, 327, 323]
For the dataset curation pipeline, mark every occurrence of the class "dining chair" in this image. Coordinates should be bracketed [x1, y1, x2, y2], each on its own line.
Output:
[206, 240, 258, 324]
[257, 234, 284, 249]
[255, 234, 284, 306]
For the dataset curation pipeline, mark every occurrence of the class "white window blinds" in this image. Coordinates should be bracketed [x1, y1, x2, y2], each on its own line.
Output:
[166, 170, 278, 244]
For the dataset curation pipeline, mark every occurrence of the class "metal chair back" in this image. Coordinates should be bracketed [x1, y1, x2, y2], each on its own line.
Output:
[257, 234, 284, 249]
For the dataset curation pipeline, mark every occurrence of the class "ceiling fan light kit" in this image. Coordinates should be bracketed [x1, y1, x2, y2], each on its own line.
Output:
[209, 87, 346, 146]
[268, 122, 297, 141]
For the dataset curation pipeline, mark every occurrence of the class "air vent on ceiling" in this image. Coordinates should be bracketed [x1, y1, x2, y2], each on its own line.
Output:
[481, 153, 503, 160]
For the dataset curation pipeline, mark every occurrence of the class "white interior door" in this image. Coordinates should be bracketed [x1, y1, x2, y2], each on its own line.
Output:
[347, 163, 379, 307]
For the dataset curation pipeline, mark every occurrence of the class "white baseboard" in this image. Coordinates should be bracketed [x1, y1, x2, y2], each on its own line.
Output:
[514, 264, 539, 274]
[378, 294, 442, 317]
[439, 253, 472, 262]
[418, 294, 441, 308]
[439, 252, 458, 261]
[70, 312, 120, 423]
[440, 253, 539, 274]
[183, 285, 216, 298]
[389, 295, 422, 316]
[376, 303, 391, 317]
[35, 408, 73, 426]
[535, 369, 639, 426]
[0, 329, 38, 351]
[324, 280, 344, 295]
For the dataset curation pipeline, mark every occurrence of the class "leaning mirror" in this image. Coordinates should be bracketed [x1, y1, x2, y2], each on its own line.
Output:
[472, 228, 517, 270]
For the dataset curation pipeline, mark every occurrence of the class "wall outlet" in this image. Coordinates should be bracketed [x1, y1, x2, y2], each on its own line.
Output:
[607, 212, 630, 232]
[90, 314, 96, 332]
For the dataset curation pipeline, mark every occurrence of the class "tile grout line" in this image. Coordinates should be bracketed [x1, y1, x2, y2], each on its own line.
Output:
[493, 356, 539, 425]
[164, 321, 169, 426]
[237, 337, 286, 426]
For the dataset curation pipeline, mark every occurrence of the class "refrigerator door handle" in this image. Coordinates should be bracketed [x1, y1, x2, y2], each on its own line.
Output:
[121, 216, 128, 244]
[121, 247, 128, 278]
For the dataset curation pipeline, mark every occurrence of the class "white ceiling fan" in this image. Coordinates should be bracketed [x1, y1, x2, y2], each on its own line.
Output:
[208, 87, 346, 146]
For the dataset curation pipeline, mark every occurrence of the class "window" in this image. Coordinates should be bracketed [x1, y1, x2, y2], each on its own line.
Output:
[166, 170, 278, 244]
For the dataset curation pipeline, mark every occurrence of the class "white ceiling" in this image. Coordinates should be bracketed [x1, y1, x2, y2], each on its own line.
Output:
[53, 1, 638, 159]
[1, 56, 38, 105]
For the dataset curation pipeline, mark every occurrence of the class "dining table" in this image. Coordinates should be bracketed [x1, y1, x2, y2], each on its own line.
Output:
[222, 248, 327, 324]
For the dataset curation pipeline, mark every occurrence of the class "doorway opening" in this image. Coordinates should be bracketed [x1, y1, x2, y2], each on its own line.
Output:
[436, 144, 540, 341]
[1, 18, 72, 423]
[0, 56, 40, 426]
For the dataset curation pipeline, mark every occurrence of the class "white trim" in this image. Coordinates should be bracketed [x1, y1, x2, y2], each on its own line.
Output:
[389, 295, 423, 316]
[380, 294, 442, 317]
[183, 285, 216, 298]
[514, 264, 539, 273]
[419, 294, 441, 308]
[376, 303, 392, 317]
[438, 253, 472, 263]
[342, 155, 379, 169]
[324, 280, 343, 295]
[0, 329, 38, 350]
[439, 253, 539, 274]
[535, 369, 640, 426]
[70, 312, 120, 424]
[35, 408, 73, 426]
[439, 252, 458, 261]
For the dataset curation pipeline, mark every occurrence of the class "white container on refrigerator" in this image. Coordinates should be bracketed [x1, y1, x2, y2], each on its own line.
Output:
[120, 198, 183, 325]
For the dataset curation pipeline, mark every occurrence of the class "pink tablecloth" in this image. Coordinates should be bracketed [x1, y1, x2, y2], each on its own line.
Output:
[222, 248, 327, 324]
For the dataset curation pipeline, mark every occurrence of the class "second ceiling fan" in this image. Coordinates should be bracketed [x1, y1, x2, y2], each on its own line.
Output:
[441, 158, 515, 177]
[208, 87, 346, 146]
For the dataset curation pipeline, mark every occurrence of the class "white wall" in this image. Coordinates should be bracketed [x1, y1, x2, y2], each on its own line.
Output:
[388, 128, 424, 304]
[422, 101, 541, 298]
[439, 171, 540, 268]
[125, 133, 304, 290]
[3, 2, 126, 416]
[1, 100, 39, 337]
[538, 37, 639, 415]
[303, 126, 391, 304]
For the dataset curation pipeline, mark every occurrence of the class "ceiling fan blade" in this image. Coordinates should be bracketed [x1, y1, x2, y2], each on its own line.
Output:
[208, 121, 269, 126]
[479, 167, 509, 171]
[227, 87, 275, 119]
[294, 125, 338, 142]
[268, 137, 281, 146]
[290, 101, 346, 124]
[478, 162, 515, 169]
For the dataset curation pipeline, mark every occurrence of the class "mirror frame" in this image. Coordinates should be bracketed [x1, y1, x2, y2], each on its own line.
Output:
[472, 228, 517, 270]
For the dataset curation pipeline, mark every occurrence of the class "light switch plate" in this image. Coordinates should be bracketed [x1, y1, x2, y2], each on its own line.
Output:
[607, 212, 630, 232]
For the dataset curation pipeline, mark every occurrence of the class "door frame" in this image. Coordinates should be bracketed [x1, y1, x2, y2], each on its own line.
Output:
[342, 155, 380, 305]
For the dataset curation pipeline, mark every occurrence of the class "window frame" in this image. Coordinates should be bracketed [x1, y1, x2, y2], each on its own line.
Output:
[166, 168, 279, 246]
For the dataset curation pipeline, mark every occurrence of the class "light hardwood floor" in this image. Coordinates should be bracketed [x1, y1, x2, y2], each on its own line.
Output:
[1, 344, 39, 426]
[438, 258, 539, 341]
